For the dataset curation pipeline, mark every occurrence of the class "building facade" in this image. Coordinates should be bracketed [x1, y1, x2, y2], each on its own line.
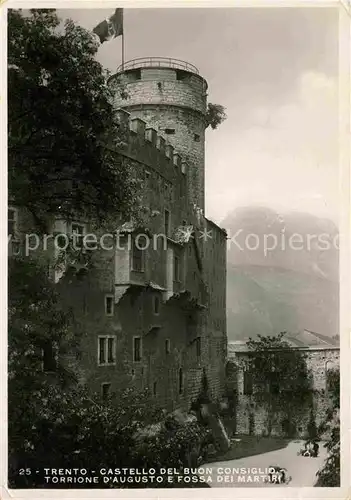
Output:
[226, 331, 339, 437]
[9, 57, 227, 412]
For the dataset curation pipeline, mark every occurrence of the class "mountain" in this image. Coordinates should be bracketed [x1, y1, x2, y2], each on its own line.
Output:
[223, 207, 339, 341]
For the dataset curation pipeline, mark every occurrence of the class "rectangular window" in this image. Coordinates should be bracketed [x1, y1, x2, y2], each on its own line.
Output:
[153, 381, 157, 396]
[71, 222, 85, 248]
[165, 339, 171, 354]
[98, 336, 116, 366]
[99, 337, 106, 365]
[101, 383, 111, 400]
[243, 371, 253, 395]
[105, 295, 114, 316]
[107, 337, 115, 363]
[132, 240, 144, 272]
[8, 207, 17, 236]
[164, 128, 175, 135]
[133, 336, 142, 362]
[164, 209, 170, 237]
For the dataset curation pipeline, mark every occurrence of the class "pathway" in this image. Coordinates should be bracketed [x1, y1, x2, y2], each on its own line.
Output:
[202, 440, 327, 487]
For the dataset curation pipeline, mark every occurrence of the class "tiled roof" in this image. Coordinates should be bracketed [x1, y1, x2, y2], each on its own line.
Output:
[285, 330, 339, 348]
[228, 330, 339, 354]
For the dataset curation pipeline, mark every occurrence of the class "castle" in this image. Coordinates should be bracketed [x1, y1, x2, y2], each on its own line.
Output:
[9, 57, 228, 411]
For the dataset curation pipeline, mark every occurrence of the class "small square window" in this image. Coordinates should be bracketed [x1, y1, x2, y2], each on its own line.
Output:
[101, 382, 111, 400]
[194, 133, 200, 142]
[105, 295, 114, 316]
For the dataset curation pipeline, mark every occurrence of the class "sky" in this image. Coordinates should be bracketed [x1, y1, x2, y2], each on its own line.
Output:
[58, 7, 340, 225]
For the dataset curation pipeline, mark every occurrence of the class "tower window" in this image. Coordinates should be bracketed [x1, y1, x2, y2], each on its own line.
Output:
[164, 128, 175, 135]
[176, 70, 188, 81]
[165, 339, 171, 354]
[153, 381, 157, 396]
[194, 134, 200, 142]
[128, 68, 141, 81]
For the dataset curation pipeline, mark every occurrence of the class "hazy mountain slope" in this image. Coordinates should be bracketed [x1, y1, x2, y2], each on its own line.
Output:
[223, 207, 339, 341]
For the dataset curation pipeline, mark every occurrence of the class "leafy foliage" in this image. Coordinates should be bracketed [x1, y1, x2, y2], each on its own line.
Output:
[315, 368, 340, 487]
[245, 333, 313, 436]
[8, 257, 78, 479]
[205, 103, 227, 130]
[246, 332, 312, 399]
[133, 415, 210, 470]
[9, 383, 211, 488]
[8, 9, 139, 232]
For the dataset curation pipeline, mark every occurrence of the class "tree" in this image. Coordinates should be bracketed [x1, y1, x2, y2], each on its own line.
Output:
[8, 9, 139, 233]
[315, 368, 340, 487]
[8, 257, 79, 480]
[205, 103, 227, 130]
[246, 333, 313, 436]
[8, 384, 165, 488]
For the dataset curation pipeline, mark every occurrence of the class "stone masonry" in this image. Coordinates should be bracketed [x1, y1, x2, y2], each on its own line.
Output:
[226, 336, 339, 438]
[9, 58, 227, 413]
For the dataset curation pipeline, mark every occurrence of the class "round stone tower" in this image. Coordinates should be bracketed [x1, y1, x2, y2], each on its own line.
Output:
[109, 57, 208, 210]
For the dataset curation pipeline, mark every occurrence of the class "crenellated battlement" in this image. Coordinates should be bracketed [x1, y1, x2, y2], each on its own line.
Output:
[113, 108, 189, 184]
[110, 57, 207, 211]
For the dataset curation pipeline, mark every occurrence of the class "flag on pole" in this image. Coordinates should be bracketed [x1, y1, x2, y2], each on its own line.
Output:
[93, 8, 123, 44]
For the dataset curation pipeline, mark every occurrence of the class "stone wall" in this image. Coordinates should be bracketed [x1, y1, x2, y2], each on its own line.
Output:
[9, 60, 227, 414]
[111, 66, 207, 210]
[226, 347, 340, 437]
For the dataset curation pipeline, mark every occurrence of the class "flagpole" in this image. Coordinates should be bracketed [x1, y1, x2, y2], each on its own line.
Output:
[121, 9, 125, 70]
